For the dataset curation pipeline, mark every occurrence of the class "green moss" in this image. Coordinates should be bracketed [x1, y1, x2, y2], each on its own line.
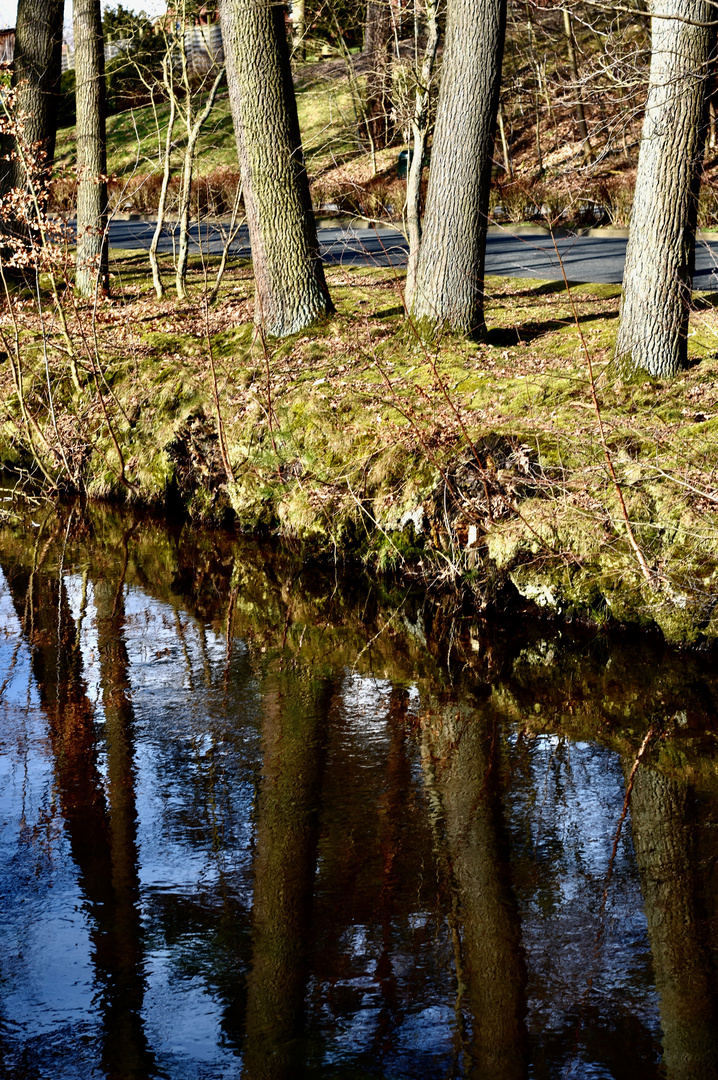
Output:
[2, 257, 718, 643]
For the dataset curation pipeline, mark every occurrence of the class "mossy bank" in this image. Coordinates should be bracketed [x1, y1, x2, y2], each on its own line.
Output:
[1, 253, 717, 646]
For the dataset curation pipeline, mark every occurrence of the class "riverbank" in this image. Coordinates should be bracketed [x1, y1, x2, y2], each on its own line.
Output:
[1, 253, 717, 645]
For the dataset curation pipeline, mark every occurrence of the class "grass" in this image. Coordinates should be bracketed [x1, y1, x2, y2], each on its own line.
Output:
[0, 247, 717, 644]
[54, 78, 358, 182]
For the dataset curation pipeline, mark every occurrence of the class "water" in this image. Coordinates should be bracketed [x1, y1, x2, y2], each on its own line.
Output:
[0, 506, 717, 1079]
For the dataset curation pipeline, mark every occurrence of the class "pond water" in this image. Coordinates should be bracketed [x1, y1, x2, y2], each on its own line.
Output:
[0, 506, 717, 1080]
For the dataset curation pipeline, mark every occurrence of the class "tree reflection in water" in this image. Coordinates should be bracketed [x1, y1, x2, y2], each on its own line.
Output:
[3, 540, 157, 1079]
[628, 764, 718, 1080]
[420, 695, 528, 1079]
[0, 510, 716, 1078]
[242, 673, 333, 1079]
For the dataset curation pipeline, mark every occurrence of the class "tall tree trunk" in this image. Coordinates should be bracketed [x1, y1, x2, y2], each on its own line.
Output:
[526, 16, 544, 177]
[74, 0, 109, 297]
[629, 765, 718, 1079]
[615, 0, 715, 378]
[365, 0, 393, 151]
[563, 8, 592, 163]
[497, 102, 513, 177]
[409, 0, 507, 335]
[0, 0, 63, 194]
[404, 0, 440, 302]
[217, 0, 333, 337]
[0, 0, 63, 259]
[149, 63, 177, 301]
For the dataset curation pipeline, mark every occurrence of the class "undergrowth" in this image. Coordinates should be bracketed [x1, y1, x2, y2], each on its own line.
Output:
[1, 244, 717, 644]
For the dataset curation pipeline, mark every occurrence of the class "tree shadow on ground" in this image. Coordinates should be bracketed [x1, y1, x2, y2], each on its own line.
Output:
[488, 278, 571, 299]
[486, 308, 618, 347]
[692, 290, 718, 309]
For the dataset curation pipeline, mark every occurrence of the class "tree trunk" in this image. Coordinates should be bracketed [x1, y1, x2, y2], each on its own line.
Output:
[497, 102, 513, 177]
[74, 0, 109, 297]
[0, 0, 63, 194]
[291, 0, 306, 59]
[404, 0, 440, 302]
[217, 0, 333, 337]
[0, 0, 63, 260]
[614, 0, 715, 379]
[175, 64, 225, 301]
[365, 0, 393, 151]
[527, 17, 544, 178]
[409, 0, 506, 335]
[563, 8, 592, 163]
[149, 64, 177, 301]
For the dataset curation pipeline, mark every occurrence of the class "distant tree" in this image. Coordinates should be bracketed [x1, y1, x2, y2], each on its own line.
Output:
[615, 0, 716, 378]
[58, 69, 77, 128]
[74, 0, 109, 297]
[218, 0, 333, 336]
[562, 8, 592, 163]
[408, 0, 506, 334]
[102, 6, 162, 113]
[102, 3, 152, 40]
[291, 0, 307, 57]
[173, 7, 225, 300]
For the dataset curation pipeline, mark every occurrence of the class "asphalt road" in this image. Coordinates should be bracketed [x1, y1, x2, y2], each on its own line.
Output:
[107, 218, 718, 290]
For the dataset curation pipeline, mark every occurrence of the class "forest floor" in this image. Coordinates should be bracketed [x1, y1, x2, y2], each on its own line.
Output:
[1, 252, 717, 645]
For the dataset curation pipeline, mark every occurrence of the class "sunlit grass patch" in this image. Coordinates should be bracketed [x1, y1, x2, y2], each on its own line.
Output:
[0, 256, 716, 641]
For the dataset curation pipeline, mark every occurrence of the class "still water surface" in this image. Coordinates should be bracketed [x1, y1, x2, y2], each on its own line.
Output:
[0, 508, 717, 1079]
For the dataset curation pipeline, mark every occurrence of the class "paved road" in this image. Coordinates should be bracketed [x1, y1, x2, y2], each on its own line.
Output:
[107, 219, 718, 290]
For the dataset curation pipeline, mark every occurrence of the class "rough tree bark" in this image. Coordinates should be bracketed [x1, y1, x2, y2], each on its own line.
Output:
[364, 0, 394, 151]
[74, 0, 109, 297]
[408, 0, 507, 334]
[217, 0, 333, 337]
[615, 0, 716, 378]
[0, 0, 63, 267]
[0, 0, 63, 195]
